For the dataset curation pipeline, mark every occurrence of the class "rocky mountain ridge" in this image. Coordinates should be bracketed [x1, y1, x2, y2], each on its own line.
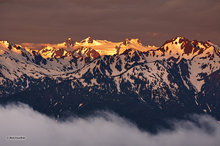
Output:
[0, 36, 219, 132]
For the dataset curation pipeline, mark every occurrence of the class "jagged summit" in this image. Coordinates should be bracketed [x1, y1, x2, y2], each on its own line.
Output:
[75, 37, 102, 46]
[80, 37, 94, 44]
[2, 37, 219, 60]
[38, 46, 72, 59]
[73, 47, 100, 59]
[163, 36, 211, 48]
[65, 37, 74, 47]
[122, 38, 142, 45]
[0, 40, 10, 47]
[0, 36, 220, 123]
[1, 36, 218, 94]
[17, 37, 156, 57]
[1, 37, 219, 132]
[156, 36, 219, 58]
[72, 37, 156, 56]
[162, 36, 188, 46]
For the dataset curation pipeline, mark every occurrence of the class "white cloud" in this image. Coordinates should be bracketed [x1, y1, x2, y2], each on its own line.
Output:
[0, 104, 219, 146]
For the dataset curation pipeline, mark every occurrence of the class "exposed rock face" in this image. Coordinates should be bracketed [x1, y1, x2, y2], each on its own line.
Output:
[0, 37, 219, 132]
[80, 37, 94, 44]
[73, 47, 100, 59]
[65, 38, 74, 47]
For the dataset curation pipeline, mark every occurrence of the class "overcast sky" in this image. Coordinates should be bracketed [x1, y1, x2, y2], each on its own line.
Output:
[0, 0, 219, 46]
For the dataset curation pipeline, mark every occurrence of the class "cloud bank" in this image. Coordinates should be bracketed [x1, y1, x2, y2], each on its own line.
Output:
[0, 104, 219, 146]
[0, 0, 219, 45]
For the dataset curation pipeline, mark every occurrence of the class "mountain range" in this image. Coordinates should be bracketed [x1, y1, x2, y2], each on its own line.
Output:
[0, 36, 219, 132]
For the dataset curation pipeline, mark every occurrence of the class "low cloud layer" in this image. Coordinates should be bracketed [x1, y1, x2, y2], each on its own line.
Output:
[0, 104, 220, 146]
[0, 0, 219, 45]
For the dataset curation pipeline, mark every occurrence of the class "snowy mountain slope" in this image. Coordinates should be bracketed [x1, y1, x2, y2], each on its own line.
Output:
[0, 37, 219, 131]
[1, 37, 219, 95]
[21, 37, 157, 57]
[0, 41, 92, 96]
[143, 37, 220, 91]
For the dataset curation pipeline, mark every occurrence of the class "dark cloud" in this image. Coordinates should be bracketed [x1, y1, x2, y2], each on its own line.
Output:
[0, 0, 219, 45]
[0, 104, 220, 146]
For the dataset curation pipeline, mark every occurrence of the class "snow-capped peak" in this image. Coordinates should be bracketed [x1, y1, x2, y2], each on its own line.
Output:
[79, 37, 94, 44]
[122, 38, 142, 45]
[38, 46, 71, 59]
[0, 40, 11, 49]
[2, 37, 219, 62]
[83, 37, 93, 43]
[75, 37, 102, 46]
[0, 36, 219, 100]
[72, 47, 100, 59]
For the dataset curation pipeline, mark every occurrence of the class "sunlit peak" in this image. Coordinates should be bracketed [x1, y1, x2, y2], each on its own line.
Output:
[0, 41, 10, 48]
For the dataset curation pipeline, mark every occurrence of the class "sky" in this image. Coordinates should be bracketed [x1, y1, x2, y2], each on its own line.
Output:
[0, 104, 220, 146]
[0, 0, 219, 46]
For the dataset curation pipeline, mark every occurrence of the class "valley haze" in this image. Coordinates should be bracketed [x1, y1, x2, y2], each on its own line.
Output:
[0, 104, 220, 146]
